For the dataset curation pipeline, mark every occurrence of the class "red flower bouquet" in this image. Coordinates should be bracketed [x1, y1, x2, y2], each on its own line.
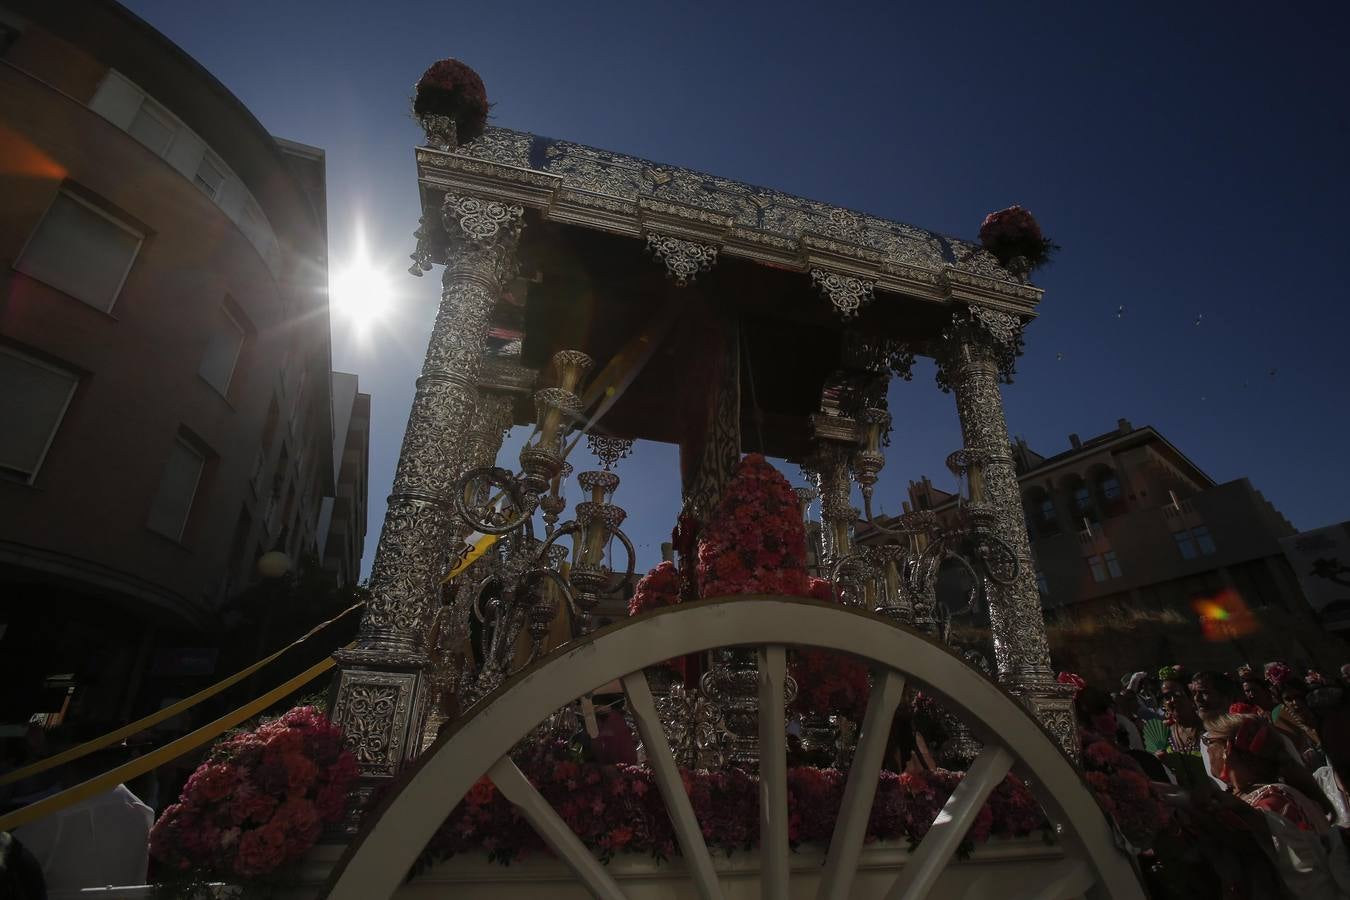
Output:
[413, 59, 489, 143]
[149, 706, 358, 881]
[791, 578, 871, 721]
[696, 454, 810, 599]
[978, 205, 1056, 275]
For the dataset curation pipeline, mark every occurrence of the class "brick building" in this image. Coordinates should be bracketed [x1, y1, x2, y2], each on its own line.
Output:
[884, 419, 1344, 684]
[0, 0, 368, 728]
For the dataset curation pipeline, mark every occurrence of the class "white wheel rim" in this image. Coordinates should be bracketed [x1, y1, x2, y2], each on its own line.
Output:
[323, 597, 1145, 900]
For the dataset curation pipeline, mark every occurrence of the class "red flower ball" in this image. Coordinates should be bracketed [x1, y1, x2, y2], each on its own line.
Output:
[413, 59, 489, 143]
[977, 205, 1055, 273]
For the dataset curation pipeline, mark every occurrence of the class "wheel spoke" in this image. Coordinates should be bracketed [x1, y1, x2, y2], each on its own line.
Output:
[757, 644, 789, 899]
[882, 745, 1014, 900]
[621, 671, 725, 900]
[817, 668, 906, 900]
[488, 756, 630, 900]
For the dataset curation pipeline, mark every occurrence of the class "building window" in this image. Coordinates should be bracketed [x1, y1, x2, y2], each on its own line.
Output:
[0, 348, 78, 482]
[1034, 496, 1060, 535]
[199, 305, 245, 395]
[1087, 552, 1123, 583]
[194, 155, 226, 199]
[1101, 475, 1122, 501]
[15, 191, 143, 313]
[1088, 555, 1106, 583]
[128, 99, 176, 155]
[147, 438, 206, 541]
[1174, 526, 1217, 560]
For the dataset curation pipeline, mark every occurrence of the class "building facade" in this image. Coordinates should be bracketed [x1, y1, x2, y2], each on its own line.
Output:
[1280, 521, 1350, 638]
[887, 419, 1344, 683]
[0, 0, 366, 728]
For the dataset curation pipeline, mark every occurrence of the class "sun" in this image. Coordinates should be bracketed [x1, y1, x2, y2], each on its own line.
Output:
[329, 246, 393, 330]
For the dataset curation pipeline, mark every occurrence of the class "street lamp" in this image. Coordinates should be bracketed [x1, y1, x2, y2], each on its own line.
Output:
[257, 550, 292, 581]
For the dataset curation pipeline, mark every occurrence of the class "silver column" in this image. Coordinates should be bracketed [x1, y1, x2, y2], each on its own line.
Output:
[330, 194, 525, 781]
[935, 306, 1076, 758]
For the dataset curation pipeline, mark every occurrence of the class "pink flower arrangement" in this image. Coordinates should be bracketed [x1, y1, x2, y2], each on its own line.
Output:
[149, 706, 358, 880]
[413, 59, 489, 142]
[696, 454, 810, 599]
[790, 578, 871, 721]
[978, 205, 1056, 274]
[415, 740, 1047, 868]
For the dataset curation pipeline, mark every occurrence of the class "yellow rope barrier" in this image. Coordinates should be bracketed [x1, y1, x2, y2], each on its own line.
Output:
[0, 601, 364, 788]
[0, 652, 343, 833]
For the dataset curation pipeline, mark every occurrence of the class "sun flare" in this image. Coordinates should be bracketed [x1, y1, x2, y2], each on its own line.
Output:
[329, 245, 393, 330]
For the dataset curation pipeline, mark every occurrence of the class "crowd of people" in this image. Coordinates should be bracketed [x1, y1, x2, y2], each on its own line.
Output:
[1069, 661, 1350, 899]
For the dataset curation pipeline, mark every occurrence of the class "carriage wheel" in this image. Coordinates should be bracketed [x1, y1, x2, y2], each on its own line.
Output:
[324, 597, 1145, 900]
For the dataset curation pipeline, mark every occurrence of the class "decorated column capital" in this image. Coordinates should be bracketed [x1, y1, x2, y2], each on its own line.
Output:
[932, 304, 1026, 392]
[441, 193, 525, 284]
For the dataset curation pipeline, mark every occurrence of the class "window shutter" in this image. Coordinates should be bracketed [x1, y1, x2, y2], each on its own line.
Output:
[0, 349, 78, 479]
[199, 306, 245, 395]
[148, 439, 205, 540]
[16, 193, 142, 312]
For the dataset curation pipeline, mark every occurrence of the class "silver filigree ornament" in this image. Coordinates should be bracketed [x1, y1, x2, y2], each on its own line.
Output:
[811, 268, 875, 319]
[645, 233, 719, 286]
[585, 434, 634, 471]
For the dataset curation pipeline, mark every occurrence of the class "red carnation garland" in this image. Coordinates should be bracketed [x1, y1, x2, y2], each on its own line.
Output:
[149, 706, 358, 881]
[695, 454, 810, 599]
[413, 58, 489, 143]
[978, 205, 1057, 276]
[415, 740, 1048, 868]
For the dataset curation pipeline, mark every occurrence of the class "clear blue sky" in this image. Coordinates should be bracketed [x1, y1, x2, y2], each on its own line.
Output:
[122, 0, 1350, 579]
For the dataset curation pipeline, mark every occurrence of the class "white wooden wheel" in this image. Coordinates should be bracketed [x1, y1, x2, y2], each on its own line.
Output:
[323, 597, 1145, 900]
